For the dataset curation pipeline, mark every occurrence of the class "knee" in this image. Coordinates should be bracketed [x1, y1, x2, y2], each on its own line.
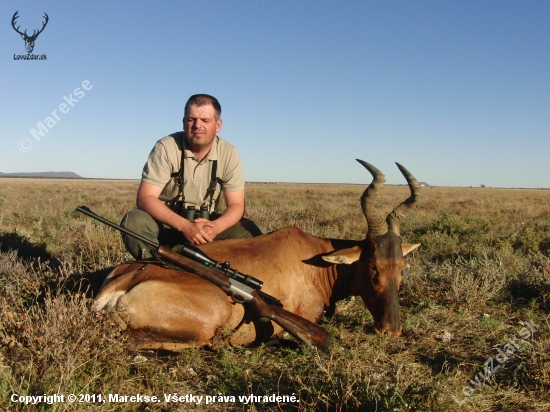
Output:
[241, 218, 267, 236]
[121, 209, 156, 234]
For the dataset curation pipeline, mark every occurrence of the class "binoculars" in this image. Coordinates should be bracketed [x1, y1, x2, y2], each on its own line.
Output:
[183, 205, 210, 222]
[172, 202, 210, 221]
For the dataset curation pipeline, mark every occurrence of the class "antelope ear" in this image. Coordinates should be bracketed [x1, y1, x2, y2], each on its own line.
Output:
[322, 246, 363, 265]
[401, 243, 421, 256]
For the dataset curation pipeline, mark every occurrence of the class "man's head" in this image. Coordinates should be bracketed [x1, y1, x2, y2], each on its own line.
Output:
[184, 94, 221, 120]
[183, 94, 222, 154]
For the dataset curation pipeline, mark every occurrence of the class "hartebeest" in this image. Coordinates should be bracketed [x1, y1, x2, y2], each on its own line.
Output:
[93, 160, 421, 350]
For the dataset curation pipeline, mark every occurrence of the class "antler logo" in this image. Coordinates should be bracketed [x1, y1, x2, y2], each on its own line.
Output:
[11, 11, 49, 54]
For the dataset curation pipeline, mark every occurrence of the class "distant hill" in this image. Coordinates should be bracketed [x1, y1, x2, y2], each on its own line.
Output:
[0, 171, 82, 178]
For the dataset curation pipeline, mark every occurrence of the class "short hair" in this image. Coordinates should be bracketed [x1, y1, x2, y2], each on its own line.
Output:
[184, 94, 221, 120]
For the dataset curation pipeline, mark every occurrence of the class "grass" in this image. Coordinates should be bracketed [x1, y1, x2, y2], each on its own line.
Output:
[0, 178, 549, 411]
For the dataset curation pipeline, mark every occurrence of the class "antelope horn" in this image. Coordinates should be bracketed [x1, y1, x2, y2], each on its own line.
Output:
[356, 159, 388, 236]
[387, 162, 421, 236]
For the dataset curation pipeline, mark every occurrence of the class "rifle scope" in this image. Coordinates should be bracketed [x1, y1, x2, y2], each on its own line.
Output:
[174, 244, 264, 290]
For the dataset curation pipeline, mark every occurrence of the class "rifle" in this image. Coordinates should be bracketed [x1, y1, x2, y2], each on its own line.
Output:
[76, 206, 331, 351]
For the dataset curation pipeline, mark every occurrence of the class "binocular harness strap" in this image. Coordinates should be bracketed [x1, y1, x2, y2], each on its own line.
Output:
[169, 139, 220, 214]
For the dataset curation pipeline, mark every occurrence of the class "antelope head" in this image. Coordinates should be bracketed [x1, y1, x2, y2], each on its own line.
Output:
[323, 160, 421, 336]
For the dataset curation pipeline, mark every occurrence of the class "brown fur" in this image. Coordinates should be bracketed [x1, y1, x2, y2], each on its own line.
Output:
[93, 227, 419, 350]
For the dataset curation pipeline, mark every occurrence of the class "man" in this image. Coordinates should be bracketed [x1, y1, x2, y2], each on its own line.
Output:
[122, 94, 265, 259]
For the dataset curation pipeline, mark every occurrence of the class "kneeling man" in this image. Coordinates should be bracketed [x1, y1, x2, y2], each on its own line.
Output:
[122, 94, 265, 259]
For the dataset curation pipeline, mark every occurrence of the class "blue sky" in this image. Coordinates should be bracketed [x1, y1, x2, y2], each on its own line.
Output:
[2, 0, 549, 187]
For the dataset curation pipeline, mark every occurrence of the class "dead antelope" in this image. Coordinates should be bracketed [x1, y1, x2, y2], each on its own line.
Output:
[93, 160, 421, 350]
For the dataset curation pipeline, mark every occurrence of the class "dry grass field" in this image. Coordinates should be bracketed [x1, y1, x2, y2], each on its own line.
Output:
[1, 177, 549, 411]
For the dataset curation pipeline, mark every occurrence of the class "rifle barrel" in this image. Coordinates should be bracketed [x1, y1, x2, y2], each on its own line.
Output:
[76, 206, 159, 249]
[77, 205, 266, 291]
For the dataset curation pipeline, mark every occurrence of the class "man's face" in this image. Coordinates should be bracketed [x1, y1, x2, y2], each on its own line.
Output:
[184, 104, 222, 152]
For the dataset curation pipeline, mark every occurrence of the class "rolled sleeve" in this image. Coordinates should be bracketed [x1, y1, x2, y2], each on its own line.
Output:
[220, 146, 245, 192]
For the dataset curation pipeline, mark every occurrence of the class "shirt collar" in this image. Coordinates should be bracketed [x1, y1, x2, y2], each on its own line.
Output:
[181, 133, 219, 162]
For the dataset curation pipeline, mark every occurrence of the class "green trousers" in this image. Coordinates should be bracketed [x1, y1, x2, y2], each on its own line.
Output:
[120, 209, 267, 259]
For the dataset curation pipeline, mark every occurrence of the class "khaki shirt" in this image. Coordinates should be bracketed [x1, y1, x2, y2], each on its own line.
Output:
[142, 132, 244, 213]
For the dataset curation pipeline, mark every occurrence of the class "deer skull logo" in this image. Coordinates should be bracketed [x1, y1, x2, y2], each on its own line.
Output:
[11, 11, 49, 54]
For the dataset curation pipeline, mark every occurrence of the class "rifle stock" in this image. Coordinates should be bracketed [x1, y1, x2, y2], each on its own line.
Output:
[156, 247, 331, 352]
[248, 290, 332, 351]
